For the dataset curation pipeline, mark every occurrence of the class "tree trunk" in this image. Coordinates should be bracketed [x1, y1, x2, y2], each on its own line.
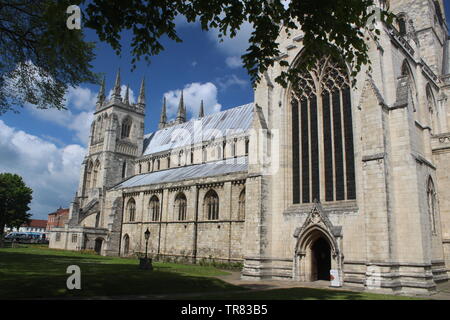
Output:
[0, 222, 5, 248]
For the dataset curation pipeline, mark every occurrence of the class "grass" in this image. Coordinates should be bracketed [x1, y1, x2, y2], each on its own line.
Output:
[0, 245, 423, 300]
[0, 244, 243, 299]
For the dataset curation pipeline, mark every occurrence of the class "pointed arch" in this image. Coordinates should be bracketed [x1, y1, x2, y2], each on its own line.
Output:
[400, 59, 418, 113]
[426, 84, 439, 134]
[85, 160, 94, 191]
[238, 188, 246, 220]
[92, 160, 100, 188]
[427, 177, 437, 235]
[290, 54, 355, 204]
[149, 195, 160, 221]
[121, 116, 132, 139]
[123, 234, 130, 255]
[204, 189, 219, 220]
[175, 192, 187, 221]
[126, 198, 136, 222]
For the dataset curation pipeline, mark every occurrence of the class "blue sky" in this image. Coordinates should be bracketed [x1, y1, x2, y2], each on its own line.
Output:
[1, 5, 450, 220]
[0, 14, 254, 220]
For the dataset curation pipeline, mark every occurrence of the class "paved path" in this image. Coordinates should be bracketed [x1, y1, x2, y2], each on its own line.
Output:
[40, 270, 450, 300]
[213, 271, 450, 300]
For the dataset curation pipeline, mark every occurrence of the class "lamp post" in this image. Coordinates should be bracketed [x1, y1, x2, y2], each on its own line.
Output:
[139, 228, 153, 270]
[144, 228, 150, 259]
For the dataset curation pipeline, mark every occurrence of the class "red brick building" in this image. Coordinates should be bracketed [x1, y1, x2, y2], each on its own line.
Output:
[47, 207, 69, 231]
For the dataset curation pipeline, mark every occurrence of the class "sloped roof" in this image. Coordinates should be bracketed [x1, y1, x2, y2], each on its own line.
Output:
[114, 157, 248, 190]
[142, 103, 253, 156]
[22, 219, 48, 228]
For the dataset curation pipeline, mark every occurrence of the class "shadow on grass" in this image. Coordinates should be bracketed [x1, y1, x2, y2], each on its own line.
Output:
[0, 250, 245, 299]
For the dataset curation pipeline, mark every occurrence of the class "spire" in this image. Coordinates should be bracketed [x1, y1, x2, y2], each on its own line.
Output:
[198, 100, 204, 118]
[96, 76, 106, 108]
[124, 84, 130, 105]
[137, 78, 145, 107]
[176, 90, 186, 123]
[159, 97, 167, 128]
[112, 69, 121, 102]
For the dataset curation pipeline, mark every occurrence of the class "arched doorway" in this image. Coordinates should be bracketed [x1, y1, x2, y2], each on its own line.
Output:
[311, 237, 331, 281]
[94, 238, 103, 254]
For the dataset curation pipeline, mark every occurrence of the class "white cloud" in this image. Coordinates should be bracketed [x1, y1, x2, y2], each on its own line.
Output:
[208, 20, 253, 56]
[215, 74, 249, 91]
[163, 82, 222, 119]
[25, 85, 112, 146]
[0, 120, 85, 219]
[225, 56, 243, 69]
[66, 86, 97, 111]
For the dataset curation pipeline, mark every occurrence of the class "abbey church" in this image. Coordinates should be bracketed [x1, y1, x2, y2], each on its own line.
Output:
[50, 0, 450, 295]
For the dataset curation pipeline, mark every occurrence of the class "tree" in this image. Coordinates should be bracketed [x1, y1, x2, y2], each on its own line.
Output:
[0, 0, 97, 115]
[0, 0, 394, 114]
[80, 0, 394, 86]
[0, 173, 33, 247]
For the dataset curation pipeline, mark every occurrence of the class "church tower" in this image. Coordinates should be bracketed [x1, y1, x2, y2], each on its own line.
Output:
[69, 70, 146, 227]
[389, 0, 448, 75]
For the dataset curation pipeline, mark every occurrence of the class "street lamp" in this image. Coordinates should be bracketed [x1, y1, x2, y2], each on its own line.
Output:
[144, 228, 150, 259]
[139, 228, 153, 270]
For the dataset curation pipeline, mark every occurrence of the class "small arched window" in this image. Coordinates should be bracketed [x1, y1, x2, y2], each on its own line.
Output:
[175, 193, 187, 221]
[92, 160, 100, 188]
[245, 139, 249, 155]
[427, 178, 437, 235]
[190, 149, 194, 164]
[86, 161, 93, 190]
[121, 117, 132, 139]
[178, 151, 183, 166]
[426, 85, 438, 134]
[205, 190, 219, 220]
[238, 188, 246, 220]
[122, 161, 127, 179]
[217, 145, 222, 160]
[149, 195, 160, 221]
[127, 198, 136, 222]
[401, 61, 418, 114]
[123, 234, 130, 255]
[397, 14, 407, 35]
[202, 146, 207, 163]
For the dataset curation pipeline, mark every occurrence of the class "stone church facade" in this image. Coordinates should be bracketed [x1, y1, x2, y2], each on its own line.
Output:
[50, 0, 450, 295]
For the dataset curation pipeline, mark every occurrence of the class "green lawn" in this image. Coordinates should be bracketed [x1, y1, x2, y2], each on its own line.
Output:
[0, 245, 422, 300]
[0, 244, 243, 299]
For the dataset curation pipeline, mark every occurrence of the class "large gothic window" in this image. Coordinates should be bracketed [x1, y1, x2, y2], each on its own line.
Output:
[427, 178, 437, 235]
[291, 56, 355, 204]
[127, 198, 136, 222]
[205, 189, 219, 220]
[149, 195, 160, 221]
[175, 193, 187, 221]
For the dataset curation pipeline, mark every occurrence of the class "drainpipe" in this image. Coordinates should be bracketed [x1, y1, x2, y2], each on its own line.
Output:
[193, 185, 200, 263]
